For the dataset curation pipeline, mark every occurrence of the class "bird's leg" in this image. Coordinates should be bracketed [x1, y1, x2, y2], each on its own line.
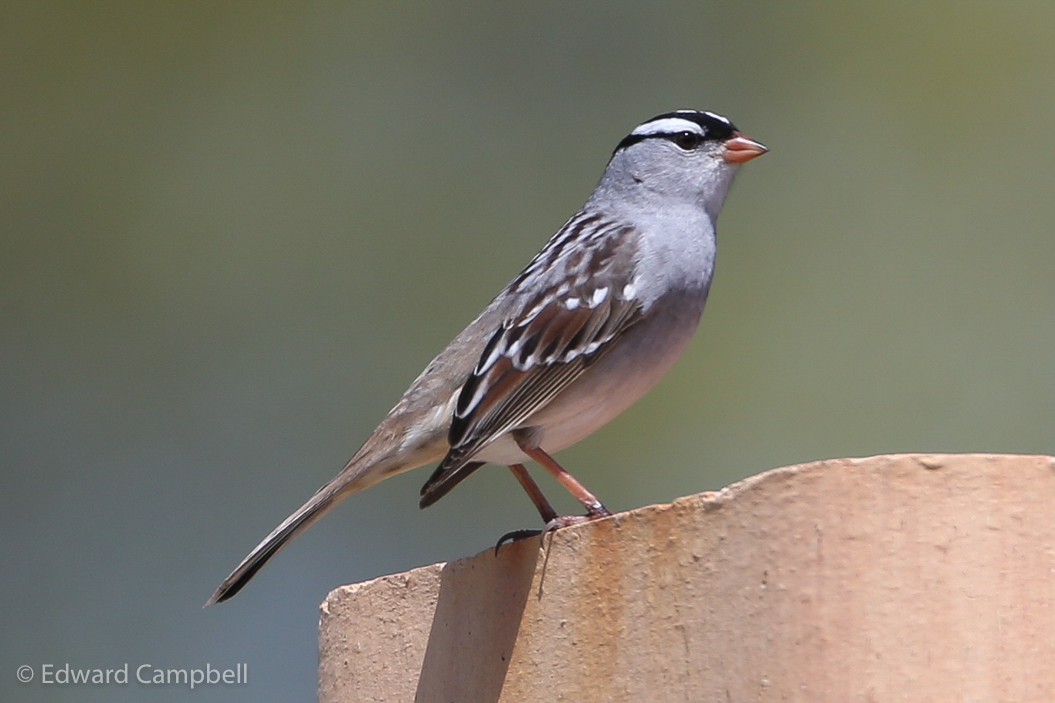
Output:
[514, 438, 612, 520]
[507, 464, 558, 523]
[495, 438, 613, 552]
[495, 464, 557, 552]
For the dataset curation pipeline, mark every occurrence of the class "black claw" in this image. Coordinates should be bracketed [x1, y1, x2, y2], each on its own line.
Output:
[494, 529, 544, 554]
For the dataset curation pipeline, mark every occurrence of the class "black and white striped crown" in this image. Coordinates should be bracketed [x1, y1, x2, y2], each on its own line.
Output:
[614, 110, 737, 153]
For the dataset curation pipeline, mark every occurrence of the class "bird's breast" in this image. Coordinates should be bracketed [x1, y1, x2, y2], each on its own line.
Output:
[472, 285, 709, 467]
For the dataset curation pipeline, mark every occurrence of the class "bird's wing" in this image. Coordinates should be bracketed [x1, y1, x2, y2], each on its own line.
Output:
[419, 218, 643, 506]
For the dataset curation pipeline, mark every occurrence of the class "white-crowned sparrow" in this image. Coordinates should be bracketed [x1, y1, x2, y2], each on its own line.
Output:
[208, 110, 766, 604]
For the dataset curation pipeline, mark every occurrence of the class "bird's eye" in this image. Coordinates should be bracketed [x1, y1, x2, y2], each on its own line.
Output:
[673, 131, 702, 150]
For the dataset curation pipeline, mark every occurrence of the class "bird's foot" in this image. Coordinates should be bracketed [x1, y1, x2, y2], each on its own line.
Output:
[494, 507, 612, 554]
[539, 504, 611, 532]
[494, 528, 543, 553]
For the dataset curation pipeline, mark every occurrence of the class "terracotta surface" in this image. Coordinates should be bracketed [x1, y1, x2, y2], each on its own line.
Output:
[318, 454, 1055, 702]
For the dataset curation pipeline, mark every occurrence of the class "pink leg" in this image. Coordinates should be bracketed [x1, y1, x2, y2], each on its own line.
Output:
[515, 441, 611, 518]
[507, 464, 558, 523]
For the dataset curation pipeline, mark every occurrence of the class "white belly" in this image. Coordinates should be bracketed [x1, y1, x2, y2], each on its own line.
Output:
[472, 289, 707, 465]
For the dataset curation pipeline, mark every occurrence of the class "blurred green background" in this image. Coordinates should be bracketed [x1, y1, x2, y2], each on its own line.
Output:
[3, 1, 1054, 700]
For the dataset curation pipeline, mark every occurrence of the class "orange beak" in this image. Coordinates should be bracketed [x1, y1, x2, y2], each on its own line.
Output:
[722, 132, 768, 163]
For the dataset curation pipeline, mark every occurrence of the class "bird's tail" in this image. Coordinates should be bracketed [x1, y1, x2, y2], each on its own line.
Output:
[206, 458, 392, 606]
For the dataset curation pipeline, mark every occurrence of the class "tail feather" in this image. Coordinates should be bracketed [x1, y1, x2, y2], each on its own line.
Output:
[206, 452, 407, 605]
[206, 482, 343, 605]
[208, 417, 450, 604]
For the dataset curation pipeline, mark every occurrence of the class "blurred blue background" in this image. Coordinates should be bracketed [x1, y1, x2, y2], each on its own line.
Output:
[3, 1, 1054, 700]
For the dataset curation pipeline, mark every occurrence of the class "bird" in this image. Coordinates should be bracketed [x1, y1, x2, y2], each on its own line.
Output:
[207, 110, 766, 605]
